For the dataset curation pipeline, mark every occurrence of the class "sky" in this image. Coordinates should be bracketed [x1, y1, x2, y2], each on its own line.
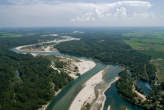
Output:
[0, 0, 164, 27]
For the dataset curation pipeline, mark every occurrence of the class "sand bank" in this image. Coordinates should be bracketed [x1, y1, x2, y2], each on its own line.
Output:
[73, 59, 96, 75]
[134, 90, 146, 101]
[132, 85, 146, 101]
[107, 106, 111, 110]
[69, 69, 104, 110]
[15, 36, 80, 53]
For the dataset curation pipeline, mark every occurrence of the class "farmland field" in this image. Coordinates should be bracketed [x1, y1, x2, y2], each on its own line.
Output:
[0, 33, 22, 38]
[123, 32, 164, 82]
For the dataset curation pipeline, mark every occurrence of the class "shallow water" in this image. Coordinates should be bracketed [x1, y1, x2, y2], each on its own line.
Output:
[104, 83, 144, 110]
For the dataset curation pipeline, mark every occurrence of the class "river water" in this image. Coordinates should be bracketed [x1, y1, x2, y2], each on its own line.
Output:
[136, 80, 151, 96]
[11, 40, 144, 110]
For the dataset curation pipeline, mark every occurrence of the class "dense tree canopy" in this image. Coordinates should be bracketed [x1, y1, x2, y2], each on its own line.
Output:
[0, 31, 72, 110]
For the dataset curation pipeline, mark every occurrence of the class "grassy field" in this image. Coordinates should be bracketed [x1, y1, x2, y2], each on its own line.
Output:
[0, 33, 22, 38]
[123, 32, 164, 82]
[123, 32, 164, 59]
[122, 33, 145, 37]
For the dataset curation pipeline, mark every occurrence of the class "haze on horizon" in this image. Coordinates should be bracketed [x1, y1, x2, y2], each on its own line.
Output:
[0, 0, 164, 27]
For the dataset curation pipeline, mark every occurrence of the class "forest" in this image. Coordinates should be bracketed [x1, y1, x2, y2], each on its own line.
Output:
[0, 29, 72, 110]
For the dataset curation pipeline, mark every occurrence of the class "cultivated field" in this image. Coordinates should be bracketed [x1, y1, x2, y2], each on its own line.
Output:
[123, 32, 164, 82]
[0, 32, 22, 38]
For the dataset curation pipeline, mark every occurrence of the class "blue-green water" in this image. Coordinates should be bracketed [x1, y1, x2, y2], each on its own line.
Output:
[103, 65, 122, 83]
[104, 83, 144, 110]
[102, 66, 144, 110]
[136, 80, 151, 96]
[16, 70, 21, 79]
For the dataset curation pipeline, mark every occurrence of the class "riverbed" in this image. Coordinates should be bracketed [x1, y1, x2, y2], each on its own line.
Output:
[11, 36, 144, 110]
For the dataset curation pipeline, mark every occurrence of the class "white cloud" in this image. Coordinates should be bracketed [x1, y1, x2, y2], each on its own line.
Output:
[115, 7, 127, 17]
[112, 1, 152, 7]
[69, 1, 152, 22]
[1, 0, 163, 27]
[72, 12, 95, 22]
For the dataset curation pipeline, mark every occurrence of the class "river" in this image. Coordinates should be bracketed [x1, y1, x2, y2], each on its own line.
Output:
[11, 36, 144, 110]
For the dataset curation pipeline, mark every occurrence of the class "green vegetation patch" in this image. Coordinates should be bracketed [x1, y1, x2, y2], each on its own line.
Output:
[122, 33, 145, 37]
[151, 59, 164, 82]
[0, 33, 23, 38]
[123, 32, 164, 59]
[0, 49, 72, 110]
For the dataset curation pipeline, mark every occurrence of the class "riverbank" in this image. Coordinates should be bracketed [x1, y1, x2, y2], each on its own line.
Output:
[38, 89, 61, 110]
[16, 36, 80, 53]
[100, 77, 120, 110]
[68, 59, 96, 79]
[72, 59, 96, 78]
[69, 68, 120, 110]
[48, 56, 96, 79]
[69, 69, 105, 110]
[16, 44, 96, 79]
[17, 45, 57, 53]
[90, 76, 120, 110]
[132, 85, 146, 101]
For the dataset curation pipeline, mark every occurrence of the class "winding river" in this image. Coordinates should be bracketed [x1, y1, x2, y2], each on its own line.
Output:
[11, 36, 144, 110]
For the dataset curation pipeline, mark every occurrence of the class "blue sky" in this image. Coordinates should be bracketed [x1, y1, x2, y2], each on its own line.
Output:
[0, 0, 164, 27]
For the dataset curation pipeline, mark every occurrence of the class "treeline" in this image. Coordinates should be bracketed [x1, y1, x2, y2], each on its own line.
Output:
[0, 32, 72, 110]
[117, 71, 164, 110]
[116, 71, 136, 103]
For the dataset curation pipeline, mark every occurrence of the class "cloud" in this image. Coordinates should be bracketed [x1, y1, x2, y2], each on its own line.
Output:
[1, 0, 163, 27]
[72, 12, 95, 22]
[70, 1, 152, 22]
[0, 0, 61, 6]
